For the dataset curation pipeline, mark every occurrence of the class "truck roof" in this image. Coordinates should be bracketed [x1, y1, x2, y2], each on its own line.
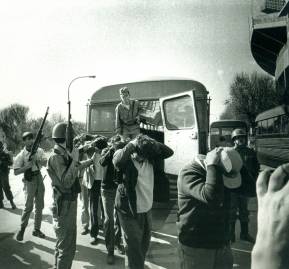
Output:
[89, 78, 207, 103]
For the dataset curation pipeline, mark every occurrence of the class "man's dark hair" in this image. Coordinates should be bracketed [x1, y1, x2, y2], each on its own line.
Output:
[135, 134, 156, 160]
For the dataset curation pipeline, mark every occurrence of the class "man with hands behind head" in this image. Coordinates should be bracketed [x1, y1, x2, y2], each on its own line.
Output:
[113, 134, 173, 269]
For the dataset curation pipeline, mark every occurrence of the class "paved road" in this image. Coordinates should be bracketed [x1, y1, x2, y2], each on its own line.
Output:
[0, 169, 255, 269]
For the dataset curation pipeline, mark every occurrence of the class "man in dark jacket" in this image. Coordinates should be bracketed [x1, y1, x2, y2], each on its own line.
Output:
[177, 147, 256, 269]
[113, 134, 173, 269]
[99, 135, 125, 265]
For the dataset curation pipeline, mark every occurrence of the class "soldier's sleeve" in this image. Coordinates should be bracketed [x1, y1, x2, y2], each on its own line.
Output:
[13, 151, 24, 170]
[47, 155, 79, 188]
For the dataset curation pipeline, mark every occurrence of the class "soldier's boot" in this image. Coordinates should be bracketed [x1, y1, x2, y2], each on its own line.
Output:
[240, 222, 255, 243]
[230, 222, 236, 243]
[32, 229, 46, 239]
[0, 200, 4, 209]
[16, 228, 25, 241]
[10, 200, 16, 210]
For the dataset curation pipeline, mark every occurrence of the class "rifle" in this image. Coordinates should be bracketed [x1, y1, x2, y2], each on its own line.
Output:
[66, 99, 74, 152]
[24, 107, 49, 181]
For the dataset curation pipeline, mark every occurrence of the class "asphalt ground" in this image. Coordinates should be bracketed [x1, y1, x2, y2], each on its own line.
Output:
[0, 168, 256, 269]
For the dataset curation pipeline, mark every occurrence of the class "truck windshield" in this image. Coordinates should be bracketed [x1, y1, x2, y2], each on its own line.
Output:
[163, 95, 195, 130]
[90, 104, 116, 132]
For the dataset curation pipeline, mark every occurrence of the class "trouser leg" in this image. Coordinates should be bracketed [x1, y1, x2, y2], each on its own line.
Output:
[80, 184, 89, 230]
[0, 172, 13, 201]
[21, 180, 37, 229]
[89, 180, 101, 238]
[101, 188, 116, 253]
[118, 211, 151, 269]
[238, 196, 249, 223]
[114, 209, 122, 246]
[34, 174, 45, 230]
[53, 200, 77, 269]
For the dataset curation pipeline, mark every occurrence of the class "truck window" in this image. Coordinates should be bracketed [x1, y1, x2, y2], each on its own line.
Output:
[163, 95, 195, 130]
[90, 105, 116, 132]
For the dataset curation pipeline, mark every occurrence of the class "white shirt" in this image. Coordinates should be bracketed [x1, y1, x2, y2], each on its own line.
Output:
[132, 159, 154, 213]
[14, 147, 45, 172]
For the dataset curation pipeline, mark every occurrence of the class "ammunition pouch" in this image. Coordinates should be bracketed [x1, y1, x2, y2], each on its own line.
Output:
[53, 186, 78, 217]
[24, 169, 41, 182]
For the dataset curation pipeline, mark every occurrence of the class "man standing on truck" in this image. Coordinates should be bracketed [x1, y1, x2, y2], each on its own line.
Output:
[115, 86, 141, 140]
[229, 128, 259, 243]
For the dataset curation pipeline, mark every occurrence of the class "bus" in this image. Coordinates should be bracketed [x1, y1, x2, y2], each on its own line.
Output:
[255, 105, 289, 168]
[209, 120, 248, 150]
[87, 78, 210, 200]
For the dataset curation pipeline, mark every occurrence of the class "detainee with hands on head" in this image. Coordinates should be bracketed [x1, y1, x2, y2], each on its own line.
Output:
[177, 147, 256, 269]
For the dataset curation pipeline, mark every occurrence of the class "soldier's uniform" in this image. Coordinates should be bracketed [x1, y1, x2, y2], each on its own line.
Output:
[47, 122, 94, 269]
[14, 136, 46, 240]
[0, 141, 15, 209]
[47, 144, 80, 269]
[230, 129, 259, 243]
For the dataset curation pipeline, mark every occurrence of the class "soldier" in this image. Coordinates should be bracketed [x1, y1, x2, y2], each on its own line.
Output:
[230, 128, 259, 243]
[47, 123, 96, 269]
[115, 87, 141, 140]
[0, 141, 16, 209]
[14, 132, 46, 241]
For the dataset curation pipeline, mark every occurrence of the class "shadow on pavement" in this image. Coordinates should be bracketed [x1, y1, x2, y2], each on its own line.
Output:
[4, 207, 53, 224]
[0, 233, 52, 269]
[75, 243, 124, 268]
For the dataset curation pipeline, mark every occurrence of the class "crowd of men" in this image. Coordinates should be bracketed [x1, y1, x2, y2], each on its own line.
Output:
[1, 86, 289, 269]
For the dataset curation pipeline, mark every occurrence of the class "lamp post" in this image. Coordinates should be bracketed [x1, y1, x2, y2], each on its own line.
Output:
[67, 75, 96, 120]
[67, 75, 96, 108]
[66, 75, 95, 151]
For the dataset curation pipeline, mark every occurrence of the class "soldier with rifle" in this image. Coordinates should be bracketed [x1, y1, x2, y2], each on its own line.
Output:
[14, 107, 49, 241]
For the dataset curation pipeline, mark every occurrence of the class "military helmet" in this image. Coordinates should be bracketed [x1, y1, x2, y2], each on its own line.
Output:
[52, 122, 67, 139]
[22, 131, 34, 140]
[231, 128, 247, 141]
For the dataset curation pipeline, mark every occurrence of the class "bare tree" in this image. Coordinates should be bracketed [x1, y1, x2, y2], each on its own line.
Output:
[222, 72, 280, 128]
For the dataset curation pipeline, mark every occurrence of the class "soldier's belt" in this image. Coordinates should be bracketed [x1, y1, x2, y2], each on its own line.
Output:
[62, 193, 77, 201]
[31, 170, 41, 176]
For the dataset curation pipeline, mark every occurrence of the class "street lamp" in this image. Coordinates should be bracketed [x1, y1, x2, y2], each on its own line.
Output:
[66, 75, 95, 151]
[67, 75, 96, 106]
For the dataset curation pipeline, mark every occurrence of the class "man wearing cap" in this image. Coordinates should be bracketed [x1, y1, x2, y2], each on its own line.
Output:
[230, 128, 259, 243]
[115, 86, 141, 140]
[177, 147, 256, 269]
[14, 131, 46, 241]
[0, 141, 16, 209]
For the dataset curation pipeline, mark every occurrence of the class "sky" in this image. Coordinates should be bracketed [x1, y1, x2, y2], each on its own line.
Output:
[0, 0, 266, 122]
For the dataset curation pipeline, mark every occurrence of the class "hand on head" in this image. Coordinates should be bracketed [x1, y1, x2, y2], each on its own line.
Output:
[205, 147, 223, 166]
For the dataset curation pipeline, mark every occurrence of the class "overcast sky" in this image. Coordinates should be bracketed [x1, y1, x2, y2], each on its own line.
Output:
[0, 0, 265, 122]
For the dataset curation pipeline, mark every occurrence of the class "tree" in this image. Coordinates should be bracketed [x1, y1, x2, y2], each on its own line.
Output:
[0, 104, 29, 152]
[221, 72, 281, 128]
